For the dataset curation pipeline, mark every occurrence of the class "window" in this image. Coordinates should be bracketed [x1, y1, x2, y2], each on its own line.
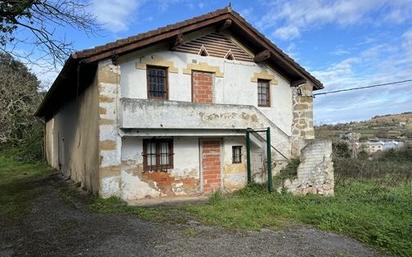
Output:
[143, 139, 173, 171]
[232, 146, 242, 164]
[147, 66, 168, 99]
[257, 79, 270, 107]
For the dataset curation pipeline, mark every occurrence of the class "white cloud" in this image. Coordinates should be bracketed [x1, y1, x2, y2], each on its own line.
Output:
[258, 0, 412, 40]
[90, 0, 145, 32]
[312, 29, 412, 124]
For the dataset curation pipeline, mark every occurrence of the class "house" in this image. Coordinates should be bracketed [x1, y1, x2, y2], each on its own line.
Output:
[35, 7, 327, 201]
[364, 141, 384, 154]
[363, 140, 405, 154]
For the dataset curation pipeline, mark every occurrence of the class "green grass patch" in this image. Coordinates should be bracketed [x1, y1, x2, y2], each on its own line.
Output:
[0, 151, 52, 220]
[186, 181, 412, 257]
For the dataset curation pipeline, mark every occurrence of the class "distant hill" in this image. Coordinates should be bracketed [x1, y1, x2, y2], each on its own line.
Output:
[316, 112, 412, 141]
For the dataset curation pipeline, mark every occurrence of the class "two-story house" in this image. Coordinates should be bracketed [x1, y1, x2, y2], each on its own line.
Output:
[35, 7, 324, 202]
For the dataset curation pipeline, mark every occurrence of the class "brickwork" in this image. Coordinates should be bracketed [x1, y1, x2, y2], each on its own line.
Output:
[192, 71, 213, 104]
[291, 83, 315, 157]
[202, 140, 221, 193]
[283, 139, 334, 196]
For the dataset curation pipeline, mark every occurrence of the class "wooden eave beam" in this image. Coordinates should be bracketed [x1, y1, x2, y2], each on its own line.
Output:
[82, 14, 231, 63]
[291, 79, 307, 87]
[253, 49, 271, 63]
[216, 19, 232, 32]
[170, 33, 184, 50]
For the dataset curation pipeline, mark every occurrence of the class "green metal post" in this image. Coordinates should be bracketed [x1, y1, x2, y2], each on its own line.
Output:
[266, 127, 273, 192]
[246, 130, 252, 183]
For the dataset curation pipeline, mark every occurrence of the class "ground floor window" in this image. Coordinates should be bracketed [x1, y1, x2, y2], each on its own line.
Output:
[232, 145, 242, 163]
[143, 138, 173, 171]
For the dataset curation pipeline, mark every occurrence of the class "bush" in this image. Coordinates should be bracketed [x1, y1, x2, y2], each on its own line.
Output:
[334, 147, 412, 186]
[333, 141, 351, 158]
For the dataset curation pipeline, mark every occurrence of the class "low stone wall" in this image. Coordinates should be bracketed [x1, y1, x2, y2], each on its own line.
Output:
[283, 139, 334, 196]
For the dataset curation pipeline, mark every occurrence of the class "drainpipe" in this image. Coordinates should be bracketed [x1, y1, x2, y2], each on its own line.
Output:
[246, 129, 252, 184]
[266, 127, 273, 192]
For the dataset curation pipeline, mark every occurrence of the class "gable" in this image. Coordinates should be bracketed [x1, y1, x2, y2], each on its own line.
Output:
[36, 7, 323, 121]
[174, 32, 253, 62]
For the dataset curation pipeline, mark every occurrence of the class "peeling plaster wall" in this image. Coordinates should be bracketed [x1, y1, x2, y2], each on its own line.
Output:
[106, 134, 264, 201]
[120, 137, 200, 200]
[222, 137, 247, 192]
[44, 77, 99, 193]
[119, 42, 293, 136]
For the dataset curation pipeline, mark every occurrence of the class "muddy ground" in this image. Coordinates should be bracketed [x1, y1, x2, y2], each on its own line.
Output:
[0, 175, 386, 257]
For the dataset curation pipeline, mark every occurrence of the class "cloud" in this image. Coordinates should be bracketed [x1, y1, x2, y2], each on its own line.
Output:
[258, 0, 412, 40]
[90, 0, 145, 32]
[312, 29, 412, 124]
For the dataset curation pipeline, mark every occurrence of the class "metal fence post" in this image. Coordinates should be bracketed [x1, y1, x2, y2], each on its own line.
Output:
[246, 129, 252, 184]
[266, 127, 272, 192]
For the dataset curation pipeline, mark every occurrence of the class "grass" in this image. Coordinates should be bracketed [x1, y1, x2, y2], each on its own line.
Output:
[186, 181, 412, 257]
[0, 150, 52, 220]
[91, 149, 412, 257]
[1, 148, 411, 257]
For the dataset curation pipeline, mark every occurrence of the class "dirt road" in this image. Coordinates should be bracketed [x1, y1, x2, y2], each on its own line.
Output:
[0, 175, 385, 257]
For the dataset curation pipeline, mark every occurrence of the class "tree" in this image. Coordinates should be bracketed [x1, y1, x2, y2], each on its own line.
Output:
[0, 0, 97, 66]
[0, 52, 43, 159]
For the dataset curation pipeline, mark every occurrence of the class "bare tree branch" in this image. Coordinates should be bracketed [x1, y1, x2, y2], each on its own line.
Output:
[0, 0, 98, 66]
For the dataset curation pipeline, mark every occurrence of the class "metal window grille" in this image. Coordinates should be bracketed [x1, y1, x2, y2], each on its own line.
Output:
[258, 80, 270, 107]
[147, 66, 167, 99]
[232, 145, 242, 163]
[143, 139, 174, 171]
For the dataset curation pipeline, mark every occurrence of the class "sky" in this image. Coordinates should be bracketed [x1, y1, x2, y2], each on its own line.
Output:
[19, 0, 412, 124]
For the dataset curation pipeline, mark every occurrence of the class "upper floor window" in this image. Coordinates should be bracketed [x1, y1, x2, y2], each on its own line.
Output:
[257, 79, 270, 107]
[147, 66, 168, 100]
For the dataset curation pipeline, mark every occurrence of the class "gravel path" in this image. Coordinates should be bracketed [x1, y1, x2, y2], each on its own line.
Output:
[0, 175, 386, 257]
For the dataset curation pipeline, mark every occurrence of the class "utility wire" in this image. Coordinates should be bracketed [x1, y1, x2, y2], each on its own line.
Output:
[313, 79, 412, 96]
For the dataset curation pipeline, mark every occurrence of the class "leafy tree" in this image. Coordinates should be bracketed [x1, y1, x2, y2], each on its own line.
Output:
[0, 52, 43, 159]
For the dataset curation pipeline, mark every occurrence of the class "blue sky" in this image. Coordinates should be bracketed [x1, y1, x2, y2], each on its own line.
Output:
[20, 0, 412, 124]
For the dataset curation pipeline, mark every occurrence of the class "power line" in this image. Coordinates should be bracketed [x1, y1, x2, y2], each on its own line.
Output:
[313, 79, 412, 96]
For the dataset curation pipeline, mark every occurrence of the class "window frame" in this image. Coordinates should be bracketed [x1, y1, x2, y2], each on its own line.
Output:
[232, 145, 242, 164]
[257, 79, 271, 107]
[146, 65, 169, 100]
[142, 138, 174, 172]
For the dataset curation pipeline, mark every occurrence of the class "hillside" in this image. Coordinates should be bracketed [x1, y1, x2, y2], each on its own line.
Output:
[316, 112, 412, 141]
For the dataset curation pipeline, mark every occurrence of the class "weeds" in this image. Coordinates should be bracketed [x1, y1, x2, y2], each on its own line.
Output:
[0, 151, 51, 220]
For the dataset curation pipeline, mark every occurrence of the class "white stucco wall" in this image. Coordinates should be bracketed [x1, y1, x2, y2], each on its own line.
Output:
[118, 43, 293, 135]
[122, 136, 200, 177]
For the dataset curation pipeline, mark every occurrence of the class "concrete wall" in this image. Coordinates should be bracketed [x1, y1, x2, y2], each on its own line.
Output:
[44, 77, 100, 193]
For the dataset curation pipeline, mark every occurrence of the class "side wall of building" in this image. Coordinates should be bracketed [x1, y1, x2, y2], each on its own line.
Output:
[44, 76, 100, 193]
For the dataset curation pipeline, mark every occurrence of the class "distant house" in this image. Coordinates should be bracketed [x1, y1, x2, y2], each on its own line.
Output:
[364, 141, 384, 154]
[35, 7, 324, 202]
[363, 140, 405, 154]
